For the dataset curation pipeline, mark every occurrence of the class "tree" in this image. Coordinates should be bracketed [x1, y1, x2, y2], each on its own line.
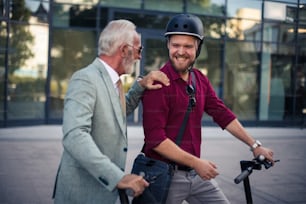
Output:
[8, 0, 34, 74]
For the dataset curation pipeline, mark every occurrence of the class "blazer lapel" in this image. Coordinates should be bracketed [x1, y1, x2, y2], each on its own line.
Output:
[92, 58, 127, 138]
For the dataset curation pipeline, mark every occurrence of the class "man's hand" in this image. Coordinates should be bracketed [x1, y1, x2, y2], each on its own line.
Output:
[253, 146, 274, 165]
[117, 174, 149, 197]
[192, 158, 219, 180]
[138, 71, 170, 89]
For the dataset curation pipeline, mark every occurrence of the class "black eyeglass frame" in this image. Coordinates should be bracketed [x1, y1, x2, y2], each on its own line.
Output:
[127, 44, 144, 55]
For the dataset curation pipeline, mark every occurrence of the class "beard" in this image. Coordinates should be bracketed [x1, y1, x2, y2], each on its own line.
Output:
[122, 51, 135, 74]
[169, 54, 194, 73]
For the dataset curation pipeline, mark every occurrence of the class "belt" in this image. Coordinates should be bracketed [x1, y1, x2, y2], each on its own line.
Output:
[172, 164, 193, 172]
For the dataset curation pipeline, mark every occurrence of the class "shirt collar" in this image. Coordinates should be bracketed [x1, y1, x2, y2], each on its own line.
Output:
[98, 58, 120, 85]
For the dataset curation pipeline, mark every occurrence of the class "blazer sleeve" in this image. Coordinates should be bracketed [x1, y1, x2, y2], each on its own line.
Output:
[125, 81, 145, 115]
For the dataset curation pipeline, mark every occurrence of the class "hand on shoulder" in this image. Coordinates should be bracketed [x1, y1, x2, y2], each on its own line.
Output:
[138, 71, 170, 90]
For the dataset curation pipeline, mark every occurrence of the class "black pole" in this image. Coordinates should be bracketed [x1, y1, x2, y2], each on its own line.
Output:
[240, 161, 254, 204]
[242, 175, 253, 204]
[118, 189, 129, 204]
[235, 157, 278, 204]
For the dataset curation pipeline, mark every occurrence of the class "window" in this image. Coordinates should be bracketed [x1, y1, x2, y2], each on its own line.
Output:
[99, 0, 141, 9]
[53, 3, 97, 28]
[7, 23, 48, 119]
[0, 23, 7, 121]
[224, 41, 259, 120]
[260, 43, 296, 121]
[187, 0, 225, 17]
[49, 29, 96, 118]
[144, 0, 183, 12]
[227, 0, 261, 19]
[114, 12, 170, 30]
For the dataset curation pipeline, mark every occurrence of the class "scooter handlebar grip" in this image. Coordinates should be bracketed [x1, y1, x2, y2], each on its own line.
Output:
[234, 169, 251, 184]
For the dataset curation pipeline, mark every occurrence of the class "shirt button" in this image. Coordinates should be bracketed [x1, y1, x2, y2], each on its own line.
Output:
[123, 147, 128, 152]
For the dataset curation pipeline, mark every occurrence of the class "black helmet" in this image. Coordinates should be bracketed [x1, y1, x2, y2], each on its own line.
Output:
[164, 14, 204, 41]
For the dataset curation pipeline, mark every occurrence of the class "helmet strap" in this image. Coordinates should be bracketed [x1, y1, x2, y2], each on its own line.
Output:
[196, 40, 203, 58]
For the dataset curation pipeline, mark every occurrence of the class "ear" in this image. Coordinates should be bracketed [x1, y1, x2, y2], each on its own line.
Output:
[120, 44, 128, 57]
[166, 40, 170, 49]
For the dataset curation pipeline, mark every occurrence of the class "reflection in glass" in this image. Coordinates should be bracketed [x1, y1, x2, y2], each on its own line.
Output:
[295, 64, 306, 121]
[226, 1, 261, 40]
[264, 1, 287, 21]
[25, 0, 49, 15]
[7, 22, 48, 119]
[260, 43, 296, 121]
[114, 12, 170, 30]
[268, 54, 290, 120]
[0, 0, 304, 126]
[0, 22, 7, 121]
[227, 0, 261, 19]
[54, 0, 97, 4]
[99, 0, 141, 9]
[224, 41, 259, 120]
[263, 41, 295, 56]
[143, 38, 168, 74]
[297, 24, 306, 61]
[263, 23, 295, 43]
[187, 0, 225, 16]
[195, 39, 220, 94]
[53, 3, 97, 28]
[199, 16, 225, 39]
[300, 5, 306, 20]
[50, 29, 96, 118]
[264, 2, 301, 23]
[53, 3, 70, 27]
[286, 3, 299, 22]
[144, 0, 183, 12]
[227, 18, 260, 40]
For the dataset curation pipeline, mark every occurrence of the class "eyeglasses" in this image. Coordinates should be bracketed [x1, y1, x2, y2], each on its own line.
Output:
[127, 44, 144, 55]
[186, 85, 196, 108]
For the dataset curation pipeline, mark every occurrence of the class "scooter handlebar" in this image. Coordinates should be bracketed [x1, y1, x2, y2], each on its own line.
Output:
[234, 167, 252, 184]
[234, 155, 279, 184]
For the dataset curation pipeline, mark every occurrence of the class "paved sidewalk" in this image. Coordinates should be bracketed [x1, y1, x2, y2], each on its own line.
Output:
[0, 125, 305, 204]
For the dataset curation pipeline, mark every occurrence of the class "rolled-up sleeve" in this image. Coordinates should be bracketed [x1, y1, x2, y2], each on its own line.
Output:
[203, 78, 236, 129]
[142, 86, 169, 150]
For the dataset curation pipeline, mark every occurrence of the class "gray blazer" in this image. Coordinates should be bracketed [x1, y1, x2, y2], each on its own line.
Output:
[53, 58, 144, 204]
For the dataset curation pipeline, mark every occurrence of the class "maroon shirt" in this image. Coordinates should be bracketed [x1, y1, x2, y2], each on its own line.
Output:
[142, 61, 236, 162]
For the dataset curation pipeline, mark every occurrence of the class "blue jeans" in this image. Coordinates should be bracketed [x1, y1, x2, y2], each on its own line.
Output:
[165, 169, 230, 204]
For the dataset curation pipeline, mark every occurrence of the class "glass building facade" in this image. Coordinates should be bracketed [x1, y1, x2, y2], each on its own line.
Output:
[0, 0, 305, 127]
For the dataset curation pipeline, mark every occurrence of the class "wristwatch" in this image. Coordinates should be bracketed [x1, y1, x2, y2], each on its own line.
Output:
[250, 140, 262, 151]
[136, 75, 143, 82]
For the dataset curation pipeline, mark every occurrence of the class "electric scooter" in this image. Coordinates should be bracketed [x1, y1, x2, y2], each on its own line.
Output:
[234, 155, 280, 204]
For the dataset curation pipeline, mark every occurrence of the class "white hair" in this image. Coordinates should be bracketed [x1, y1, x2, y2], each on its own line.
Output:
[98, 19, 137, 56]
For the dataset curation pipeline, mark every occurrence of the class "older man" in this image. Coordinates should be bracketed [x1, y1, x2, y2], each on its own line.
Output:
[53, 19, 169, 204]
